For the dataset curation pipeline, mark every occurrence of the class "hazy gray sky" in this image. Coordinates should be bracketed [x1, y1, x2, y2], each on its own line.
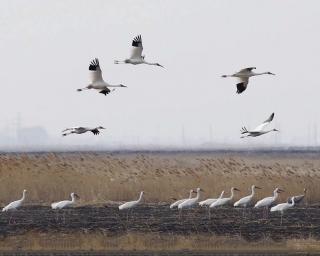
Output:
[0, 0, 319, 148]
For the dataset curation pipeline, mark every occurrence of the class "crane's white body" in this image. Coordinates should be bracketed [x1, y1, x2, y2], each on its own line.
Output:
[241, 113, 279, 138]
[199, 191, 224, 207]
[62, 126, 105, 136]
[221, 67, 275, 94]
[51, 193, 79, 209]
[119, 191, 144, 210]
[170, 190, 194, 209]
[178, 188, 202, 209]
[254, 188, 283, 208]
[2, 189, 27, 212]
[209, 187, 239, 208]
[234, 185, 261, 207]
[78, 58, 126, 95]
[114, 35, 163, 67]
[271, 197, 295, 213]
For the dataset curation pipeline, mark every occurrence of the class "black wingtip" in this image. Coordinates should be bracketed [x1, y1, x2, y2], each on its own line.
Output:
[89, 58, 100, 70]
[132, 35, 142, 47]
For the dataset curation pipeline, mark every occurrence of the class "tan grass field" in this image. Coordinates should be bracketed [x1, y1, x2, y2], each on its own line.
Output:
[1, 232, 320, 252]
[0, 151, 319, 205]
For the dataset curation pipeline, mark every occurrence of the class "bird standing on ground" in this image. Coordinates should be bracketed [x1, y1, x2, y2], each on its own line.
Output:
[2, 189, 27, 212]
[62, 126, 105, 136]
[199, 190, 224, 207]
[234, 185, 261, 208]
[254, 187, 284, 218]
[77, 58, 126, 95]
[221, 67, 275, 94]
[178, 188, 203, 209]
[114, 35, 164, 67]
[271, 196, 295, 225]
[170, 189, 195, 209]
[119, 191, 144, 210]
[51, 192, 80, 209]
[240, 113, 279, 138]
[209, 187, 240, 208]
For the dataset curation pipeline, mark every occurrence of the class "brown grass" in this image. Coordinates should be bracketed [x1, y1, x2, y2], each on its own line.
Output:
[0, 152, 319, 205]
[1, 232, 320, 252]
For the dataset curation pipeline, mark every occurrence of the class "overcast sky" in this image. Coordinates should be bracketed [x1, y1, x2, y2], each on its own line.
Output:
[0, 0, 319, 148]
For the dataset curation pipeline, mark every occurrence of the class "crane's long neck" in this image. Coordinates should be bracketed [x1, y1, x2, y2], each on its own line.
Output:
[219, 191, 224, 199]
[108, 84, 124, 87]
[188, 190, 193, 199]
[252, 72, 270, 76]
[21, 191, 26, 201]
[251, 186, 255, 197]
[230, 188, 235, 199]
[71, 194, 76, 203]
[273, 190, 279, 200]
[195, 190, 201, 200]
[290, 198, 295, 207]
[137, 192, 143, 202]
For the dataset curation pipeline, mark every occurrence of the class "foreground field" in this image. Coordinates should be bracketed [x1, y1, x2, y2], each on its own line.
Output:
[0, 151, 319, 204]
[0, 151, 320, 252]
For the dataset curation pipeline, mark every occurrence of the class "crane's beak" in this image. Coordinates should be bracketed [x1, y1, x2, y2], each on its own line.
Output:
[278, 189, 284, 193]
[200, 188, 205, 192]
[255, 186, 262, 189]
[74, 193, 80, 199]
[234, 188, 240, 191]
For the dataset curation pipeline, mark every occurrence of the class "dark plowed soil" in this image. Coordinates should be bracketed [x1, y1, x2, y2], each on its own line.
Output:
[0, 204, 319, 241]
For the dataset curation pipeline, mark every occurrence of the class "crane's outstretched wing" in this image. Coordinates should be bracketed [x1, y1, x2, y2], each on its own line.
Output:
[252, 113, 274, 132]
[236, 77, 249, 94]
[239, 67, 256, 73]
[89, 58, 103, 83]
[130, 35, 143, 59]
[62, 127, 78, 132]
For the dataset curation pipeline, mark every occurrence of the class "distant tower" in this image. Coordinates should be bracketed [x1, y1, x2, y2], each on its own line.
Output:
[15, 112, 22, 142]
[181, 125, 186, 146]
[209, 124, 213, 143]
[313, 123, 318, 146]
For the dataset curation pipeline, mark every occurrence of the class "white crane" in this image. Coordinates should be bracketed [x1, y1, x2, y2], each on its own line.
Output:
[241, 113, 279, 138]
[119, 191, 144, 210]
[2, 189, 27, 212]
[62, 126, 105, 136]
[287, 188, 307, 205]
[209, 187, 240, 208]
[178, 188, 203, 210]
[271, 196, 295, 225]
[221, 67, 275, 94]
[51, 192, 80, 209]
[254, 187, 284, 217]
[77, 58, 126, 95]
[234, 185, 261, 208]
[114, 35, 164, 67]
[199, 190, 224, 207]
[170, 189, 195, 209]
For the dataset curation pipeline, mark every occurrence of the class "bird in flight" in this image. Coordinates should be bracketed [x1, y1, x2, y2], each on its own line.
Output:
[77, 58, 126, 96]
[241, 113, 279, 138]
[114, 35, 164, 67]
[221, 67, 275, 94]
[62, 126, 105, 136]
